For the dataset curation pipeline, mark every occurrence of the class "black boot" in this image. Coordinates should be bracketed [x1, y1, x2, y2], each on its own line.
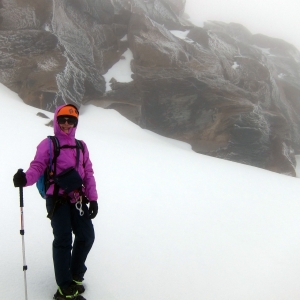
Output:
[71, 275, 85, 294]
[53, 284, 86, 300]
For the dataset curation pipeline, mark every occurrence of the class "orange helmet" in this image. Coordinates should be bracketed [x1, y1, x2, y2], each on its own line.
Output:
[57, 104, 79, 119]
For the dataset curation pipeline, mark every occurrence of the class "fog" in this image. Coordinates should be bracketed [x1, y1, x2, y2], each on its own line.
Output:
[185, 0, 300, 50]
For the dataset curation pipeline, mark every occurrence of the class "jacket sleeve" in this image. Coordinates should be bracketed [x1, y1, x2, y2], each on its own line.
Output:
[25, 138, 50, 186]
[81, 141, 98, 201]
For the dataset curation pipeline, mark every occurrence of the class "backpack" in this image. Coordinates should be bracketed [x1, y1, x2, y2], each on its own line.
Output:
[36, 136, 84, 199]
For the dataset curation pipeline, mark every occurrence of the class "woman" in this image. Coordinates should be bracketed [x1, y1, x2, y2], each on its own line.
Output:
[13, 104, 98, 300]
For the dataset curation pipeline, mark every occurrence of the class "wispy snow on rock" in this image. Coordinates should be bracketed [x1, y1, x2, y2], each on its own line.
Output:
[37, 57, 59, 71]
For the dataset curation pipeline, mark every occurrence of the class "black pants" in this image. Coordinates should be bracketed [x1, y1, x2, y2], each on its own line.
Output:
[46, 197, 95, 288]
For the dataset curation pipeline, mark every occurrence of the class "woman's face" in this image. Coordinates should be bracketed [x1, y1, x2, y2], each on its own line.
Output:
[57, 116, 76, 134]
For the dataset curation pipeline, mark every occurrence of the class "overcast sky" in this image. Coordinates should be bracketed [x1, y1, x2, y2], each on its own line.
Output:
[185, 0, 300, 50]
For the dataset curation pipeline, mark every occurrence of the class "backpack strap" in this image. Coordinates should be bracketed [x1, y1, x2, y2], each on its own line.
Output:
[75, 139, 85, 168]
[50, 138, 84, 170]
[47, 136, 85, 173]
[46, 136, 60, 219]
[47, 136, 60, 176]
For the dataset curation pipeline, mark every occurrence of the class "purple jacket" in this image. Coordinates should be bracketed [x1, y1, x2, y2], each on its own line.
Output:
[25, 105, 98, 202]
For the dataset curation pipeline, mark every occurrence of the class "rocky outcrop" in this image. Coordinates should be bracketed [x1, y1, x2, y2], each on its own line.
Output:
[1, 0, 300, 176]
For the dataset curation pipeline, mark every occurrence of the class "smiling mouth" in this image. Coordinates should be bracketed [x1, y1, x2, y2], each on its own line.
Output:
[60, 126, 71, 133]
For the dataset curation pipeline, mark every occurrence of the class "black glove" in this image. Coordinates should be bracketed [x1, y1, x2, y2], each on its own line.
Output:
[89, 201, 98, 219]
[13, 169, 27, 187]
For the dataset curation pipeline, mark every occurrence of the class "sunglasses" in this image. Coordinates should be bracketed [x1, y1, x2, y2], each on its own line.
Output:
[57, 116, 78, 125]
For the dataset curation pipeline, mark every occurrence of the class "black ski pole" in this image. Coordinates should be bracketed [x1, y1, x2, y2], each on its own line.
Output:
[18, 169, 28, 300]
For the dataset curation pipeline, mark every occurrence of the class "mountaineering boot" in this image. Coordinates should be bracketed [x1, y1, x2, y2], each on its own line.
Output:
[53, 285, 86, 300]
[71, 276, 85, 294]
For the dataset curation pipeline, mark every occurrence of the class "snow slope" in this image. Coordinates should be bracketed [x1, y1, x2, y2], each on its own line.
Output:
[1, 83, 300, 300]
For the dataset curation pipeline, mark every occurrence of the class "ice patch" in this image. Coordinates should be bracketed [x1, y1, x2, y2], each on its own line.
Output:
[253, 46, 276, 57]
[278, 73, 286, 79]
[44, 24, 51, 32]
[120, 34, 128, 42]
[103, 48, 134, 92]
[170, 30, 190, 40]
[232, 61, 239, 69]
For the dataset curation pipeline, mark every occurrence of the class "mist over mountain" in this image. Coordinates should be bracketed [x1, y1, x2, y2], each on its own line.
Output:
[1, 0, 300, 176]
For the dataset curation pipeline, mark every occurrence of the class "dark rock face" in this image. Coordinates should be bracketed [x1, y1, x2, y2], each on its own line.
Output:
[1, 0, 300, 176]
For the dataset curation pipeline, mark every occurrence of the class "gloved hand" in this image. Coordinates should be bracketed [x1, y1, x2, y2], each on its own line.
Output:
[13, 169, 27, 187]
[89, 201, 98, 219]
